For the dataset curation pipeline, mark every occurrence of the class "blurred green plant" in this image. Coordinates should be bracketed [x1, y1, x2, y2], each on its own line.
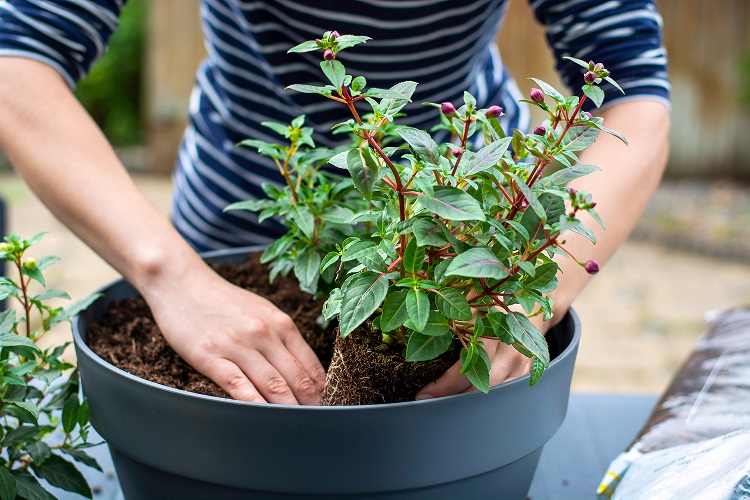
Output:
[740, 51, 750, 107]
[75, 0, 146, 146]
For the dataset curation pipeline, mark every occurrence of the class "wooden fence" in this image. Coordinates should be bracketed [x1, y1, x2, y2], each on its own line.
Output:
[143, 0, 750, 179]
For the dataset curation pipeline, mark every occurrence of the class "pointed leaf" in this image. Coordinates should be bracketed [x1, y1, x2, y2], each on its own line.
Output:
[0, 309, 15, 335]
[419, 186, 485, 222]
[339, 272, 389, 336]
[460, 346, 490, 393]
[397, 127, 440, 165]
[0, 467, 15, 500]
[60, 448, 102, 472]
[434, 287, 473, 321]
[26, 442, 51, 465]
[445, 247, 508, 280]
[380, 289, 410, 332]
[509, 172, 545, 221]
[289, 204, 314, 239]
[405, 310, 450, 336]
[405, 331, 452, 361]
[564, 127, 600, 152]
[0, 334, 40, 353]
[402, 238, 425, 275]
[379, 81, 417, 117]
[287, 40, 320, 53]
[582, 85, 605, 108]
[406, 288, 430, 332]
[10, 470, 48, 500]
[524, 262, 559, 293]
[529, 78, 565, 104]
[547, 164, 600, 185]
[31, 455, 92, 498]
[346, 147, 380, 201]
[294, 252, 322, 294]
[460, 137, 512, 176]
[530, 357, 546, 386]
[507, 312, 550, 366]
[411, 219, 447, 247]
[320, 59, 346, 91]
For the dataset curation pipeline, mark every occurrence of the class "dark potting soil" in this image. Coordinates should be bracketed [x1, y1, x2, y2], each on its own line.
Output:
[86, 254, 334, 399]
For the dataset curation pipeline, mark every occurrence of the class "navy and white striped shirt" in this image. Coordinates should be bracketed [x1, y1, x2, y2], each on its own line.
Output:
[0, 0, 670, 251]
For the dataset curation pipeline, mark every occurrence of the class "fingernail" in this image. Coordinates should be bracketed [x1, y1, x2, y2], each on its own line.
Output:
[416, 393, 433, 400]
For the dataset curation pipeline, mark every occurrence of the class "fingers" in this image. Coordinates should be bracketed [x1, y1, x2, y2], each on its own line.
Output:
[416, 340, 534, 399]
[262, 340, 323, 405]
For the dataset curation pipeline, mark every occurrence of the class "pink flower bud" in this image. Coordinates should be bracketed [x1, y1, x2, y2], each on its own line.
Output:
[530, 88, 545, 104]
[583, 112, 593, 120]
[583, 260, 600, 275]
[568, 188, 577, 198]
[587, 60, 596, 71]
[330, 31, 341, 39]
[584, 71, 596, 84]
[594, 63, 604, 72]
[485, 105, 503, 118]
[441, 102, 457, 117]
[533, 125, 546, 136]
[323, 49, 335, 61]
[452, 148, 463, 158]
[589, 201, 597, 208]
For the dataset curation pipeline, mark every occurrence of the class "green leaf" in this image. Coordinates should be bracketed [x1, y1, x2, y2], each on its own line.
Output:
[530, 357, 546, 386]
[419, 186, 485, 222]
[378, 81, 417, 117]
[285, 84, 335, 97]
[224, 199, 276, 213]
[60, 448, 101, 472]
[287, 40, 320, 53]
[507, 312, 550, 366]
[405, 331, 452, 362]
[320, 59, 346, 91]
[21, 266, 45, 287]
[528, 78, 565, 104]
[509, 172, 546, 221]
[0, 334, 40, 353]
[582, 84, 605, 108]
[397, 127, 441, 165]
[31, 454, 92, 498]
[405, 311, 450, 336]
[460, 346, 490, 393]
[294, 251, 322, 294]
[524, 262, 559, 293]
[320, 252, 340, 274]
[32, 289, 71, 302]
[364, 88, 414, 101]
[434, 287, 473, 321]
[0, 310, 15, 335]
[3, 426, 43, 447]
[11, 469, 50, 500]
[445, 247, 509, 280]
[63, 293, 103, 319]
[341, 240, 376, 263]
[328, 150, 349, 169]
[402, 238, 425, 275]
[356, 249, 388, 273]
[6, 402, 40, 424]
[547, 164, 600, 185]
[62, 395, 81, 436]
[339, 272, 389, 336]
[406, 288, 430, 332]
[564, 127, 600, 152]
[26, 442, 51, 465]
[289, 204, 315, 240]
[334, 35, 371, 50]
[459, 137, 512, 176]
[380, 289, 410, 332]
[346, 147, 381, 201]
[34, 256, 58, 272]
[0, 466, 16, 500]
[411, 219, 447, 247]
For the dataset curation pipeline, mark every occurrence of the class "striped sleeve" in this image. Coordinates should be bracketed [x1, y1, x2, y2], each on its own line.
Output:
[0, 0, 124, 89]
[530, 0, 670, 110]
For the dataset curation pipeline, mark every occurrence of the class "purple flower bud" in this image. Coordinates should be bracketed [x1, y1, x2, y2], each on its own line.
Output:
[594, 63, 604, 72]
[583, 260, 600, 275]
[533, 125, 546, 136]
[568, 188, 577, 198]
[323, 49, 335, 61]
[330, 31, 341, 39]
[584, 71, 596, 85]
[587, 60, 596, 71]
[530, 88, 545, 104]
[582, 111, 593, 120]
[485, 105, 503, 118]
[452, 148, 463, 158]
[441, 102, 457, 117]
[589, 201, 597, 208]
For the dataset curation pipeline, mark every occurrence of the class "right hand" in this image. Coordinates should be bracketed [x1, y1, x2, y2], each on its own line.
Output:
[142, 265, 326, 405]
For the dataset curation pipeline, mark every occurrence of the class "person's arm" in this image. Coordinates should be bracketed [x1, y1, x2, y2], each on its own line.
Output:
[0, 56, 325, 404]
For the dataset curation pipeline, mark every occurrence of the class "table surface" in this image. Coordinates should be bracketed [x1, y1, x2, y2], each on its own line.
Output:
[50, 393, 658, 499]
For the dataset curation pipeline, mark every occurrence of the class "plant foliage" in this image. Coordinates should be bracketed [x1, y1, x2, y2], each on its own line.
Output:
[227, 31, 624, 392]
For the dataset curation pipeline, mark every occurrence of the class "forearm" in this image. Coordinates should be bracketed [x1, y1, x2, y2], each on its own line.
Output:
[543, 99, 671, 328]
[0, 57, 204, 296]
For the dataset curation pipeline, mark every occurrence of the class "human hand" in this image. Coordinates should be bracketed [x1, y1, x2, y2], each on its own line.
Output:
[143, 268, 326, 405]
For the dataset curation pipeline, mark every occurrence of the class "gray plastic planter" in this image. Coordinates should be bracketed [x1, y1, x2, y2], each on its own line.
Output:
[72, 247, 581, 499]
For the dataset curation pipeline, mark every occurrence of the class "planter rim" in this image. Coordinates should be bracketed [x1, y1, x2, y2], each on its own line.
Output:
[73, 244, 581, 411]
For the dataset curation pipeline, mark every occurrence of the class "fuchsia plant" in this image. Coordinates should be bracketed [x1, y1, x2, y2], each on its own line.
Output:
[227, 31, 626, 392]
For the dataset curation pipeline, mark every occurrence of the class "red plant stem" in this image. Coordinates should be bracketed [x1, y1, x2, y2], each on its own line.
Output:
[450, 118, 473, 177]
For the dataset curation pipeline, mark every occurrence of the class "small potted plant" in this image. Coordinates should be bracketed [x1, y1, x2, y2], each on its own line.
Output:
[72, 31, 624, 498]
[226, 31, 622, 405]
[0, 233, 101, 499]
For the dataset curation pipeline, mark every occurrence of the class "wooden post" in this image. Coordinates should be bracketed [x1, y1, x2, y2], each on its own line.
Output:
[144, 0, 206, 174]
